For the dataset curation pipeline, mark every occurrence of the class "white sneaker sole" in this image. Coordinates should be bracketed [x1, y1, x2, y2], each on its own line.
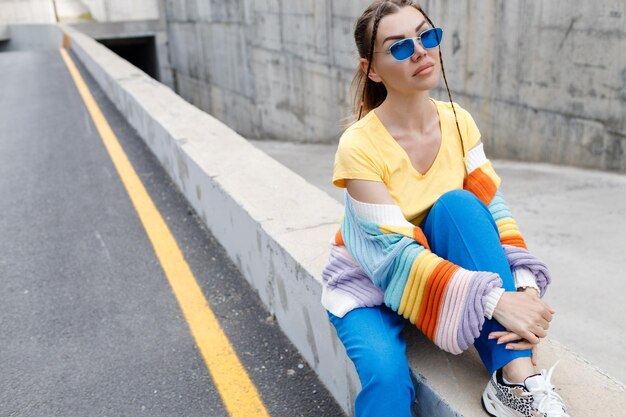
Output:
[481, 382, 526, 417]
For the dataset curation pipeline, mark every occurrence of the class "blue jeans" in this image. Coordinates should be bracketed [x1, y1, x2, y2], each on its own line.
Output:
[328, 190, 531, 417]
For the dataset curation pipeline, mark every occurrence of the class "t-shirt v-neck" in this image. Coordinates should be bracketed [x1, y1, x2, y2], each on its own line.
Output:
[333, 99, 478, 225]
[371, 98, 444, 178]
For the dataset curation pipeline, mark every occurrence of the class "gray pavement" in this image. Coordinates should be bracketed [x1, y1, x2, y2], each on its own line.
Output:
[248, 138, 626, 385]
[0, 49, 343, 417]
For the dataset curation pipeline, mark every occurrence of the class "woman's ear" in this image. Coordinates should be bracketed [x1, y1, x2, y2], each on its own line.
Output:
[359, 57, 383, 83]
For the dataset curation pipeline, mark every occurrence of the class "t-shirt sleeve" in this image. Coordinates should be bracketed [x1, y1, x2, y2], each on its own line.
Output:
[332, 130, 385, 188]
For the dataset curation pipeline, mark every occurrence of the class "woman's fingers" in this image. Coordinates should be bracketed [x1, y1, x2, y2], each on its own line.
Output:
[489, 331, 528, 345]
[533, 325, 548, 339]
[488, 331, 510, 340]
[509, 330, 540, 345]
[540, 306, 554, 322]
[539, 299, 556, 317]
[497, 333, 523, 344]
[505, 341, 534, 350]
[521, 330, 540, 344]
[539, 318, 550, 330]
[531, 345, 538, 366]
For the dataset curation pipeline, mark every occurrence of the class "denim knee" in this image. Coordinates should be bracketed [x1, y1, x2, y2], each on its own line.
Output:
[432, 189, 484, 212]
[428, 189, 495, 227]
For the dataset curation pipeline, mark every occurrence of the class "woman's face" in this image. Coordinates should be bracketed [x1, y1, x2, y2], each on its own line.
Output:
[364, 6, 441, 94]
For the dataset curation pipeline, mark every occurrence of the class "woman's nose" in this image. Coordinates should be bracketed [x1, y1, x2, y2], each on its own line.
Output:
[411, 38, 427, 59]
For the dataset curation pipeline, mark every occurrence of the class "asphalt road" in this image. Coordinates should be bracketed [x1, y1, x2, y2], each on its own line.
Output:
[0, 49, 344, 417]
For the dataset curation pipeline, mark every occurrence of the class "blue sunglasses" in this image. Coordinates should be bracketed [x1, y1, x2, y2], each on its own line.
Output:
[376, 27, 443, 61]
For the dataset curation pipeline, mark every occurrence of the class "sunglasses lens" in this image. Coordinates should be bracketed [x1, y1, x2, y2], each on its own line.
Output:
[421, 28, 443, 48]
[390, 38, 415, 61]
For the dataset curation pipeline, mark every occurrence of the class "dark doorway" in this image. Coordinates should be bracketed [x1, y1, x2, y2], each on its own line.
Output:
[97, 36, 159, 80]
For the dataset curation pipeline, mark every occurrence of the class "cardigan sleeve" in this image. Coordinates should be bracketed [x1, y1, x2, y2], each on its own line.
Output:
[463, 142, 551, 297]
[338, 191, 502, 354]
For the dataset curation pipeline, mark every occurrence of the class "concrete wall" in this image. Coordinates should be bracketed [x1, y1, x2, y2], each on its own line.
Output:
[161, 0, 358, 143]
[0, 0, 55, 25]
[82, 0, 159, 22]
[162, 0, 626, 172]
[422, 0, 626, 171]
[0, 0, 158, 24]
[68, 19, 174, 89]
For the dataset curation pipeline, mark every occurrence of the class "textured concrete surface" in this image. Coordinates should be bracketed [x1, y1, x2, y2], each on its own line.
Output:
[0, 0, 159, 24]
[61, 22, 626, 416]
[0, 0, 55, 25]
[69, 19, 174, 90]
[422, 0, 626, 172]
[82, 0, 159, 22]
[248, 138, 626, 386]
[162, 0, 626, 173]
[54, 0, 90, 21]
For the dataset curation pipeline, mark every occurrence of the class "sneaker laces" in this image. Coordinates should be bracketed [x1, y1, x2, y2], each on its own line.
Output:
[525, 361, 570, 416]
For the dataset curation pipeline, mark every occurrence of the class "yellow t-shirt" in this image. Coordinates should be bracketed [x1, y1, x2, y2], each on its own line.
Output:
[333, 99, 482, 226]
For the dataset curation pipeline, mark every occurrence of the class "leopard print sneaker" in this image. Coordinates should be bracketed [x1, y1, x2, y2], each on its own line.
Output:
[482, 367, 542, 417]
[481, 363, 570, 417]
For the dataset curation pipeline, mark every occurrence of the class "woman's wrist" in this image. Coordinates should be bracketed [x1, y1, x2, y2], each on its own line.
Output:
[519, 286, 540, 297]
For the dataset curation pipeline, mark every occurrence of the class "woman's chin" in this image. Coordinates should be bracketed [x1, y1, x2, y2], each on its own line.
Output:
[394, 78, 440, 94]
[412, 74, 440, 92]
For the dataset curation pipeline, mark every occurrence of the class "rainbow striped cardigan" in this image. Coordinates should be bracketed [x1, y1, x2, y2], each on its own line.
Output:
[322, 143, 551, 354]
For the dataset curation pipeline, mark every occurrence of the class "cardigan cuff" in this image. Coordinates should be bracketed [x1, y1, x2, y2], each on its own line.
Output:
[484, 286, 505, 320]
[513, 268, 540, 292]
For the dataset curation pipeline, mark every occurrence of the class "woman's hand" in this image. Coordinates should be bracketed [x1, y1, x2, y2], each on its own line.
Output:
[488, 330, 540, 366]
[491, 290, 555, 344]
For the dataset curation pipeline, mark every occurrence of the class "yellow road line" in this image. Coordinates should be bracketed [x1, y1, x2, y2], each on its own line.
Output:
[59, 48, 270, 417]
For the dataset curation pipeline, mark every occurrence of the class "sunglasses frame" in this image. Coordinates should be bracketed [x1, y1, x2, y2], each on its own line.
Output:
[375, 27, 443, 62]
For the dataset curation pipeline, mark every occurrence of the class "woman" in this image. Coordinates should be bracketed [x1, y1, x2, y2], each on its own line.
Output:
[321, 1, 570, 416]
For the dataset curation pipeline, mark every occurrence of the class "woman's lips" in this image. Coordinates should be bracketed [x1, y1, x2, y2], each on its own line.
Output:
[413, 63, 434, 76]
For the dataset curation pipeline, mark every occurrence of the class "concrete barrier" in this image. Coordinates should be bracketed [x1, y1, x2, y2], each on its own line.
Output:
[60, 23, 625, 416]
[0, 24, 62, 52]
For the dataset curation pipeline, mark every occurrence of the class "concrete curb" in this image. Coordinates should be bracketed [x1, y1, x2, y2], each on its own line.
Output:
[59, 24, 625, 416]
